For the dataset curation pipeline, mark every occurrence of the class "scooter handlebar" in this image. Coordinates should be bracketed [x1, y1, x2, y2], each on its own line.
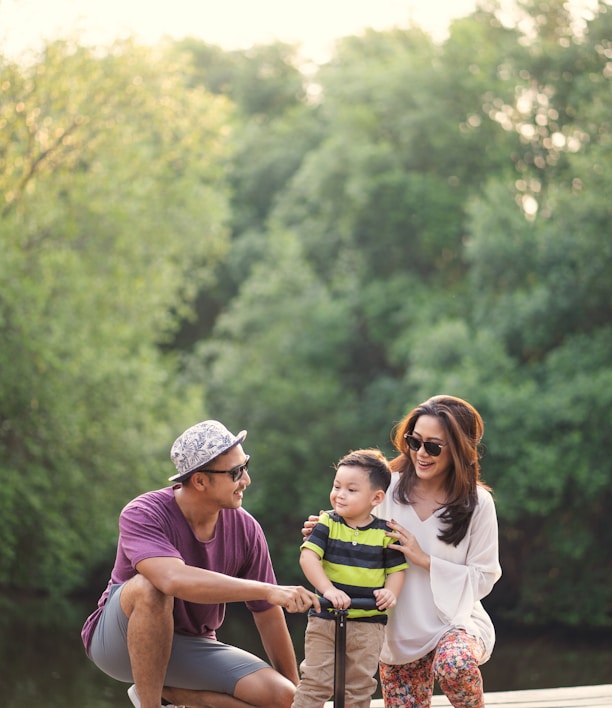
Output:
[316, 596, 379, 611]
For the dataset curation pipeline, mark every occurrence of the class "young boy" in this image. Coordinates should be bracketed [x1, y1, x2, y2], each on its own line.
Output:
[292, 448, 407, 708]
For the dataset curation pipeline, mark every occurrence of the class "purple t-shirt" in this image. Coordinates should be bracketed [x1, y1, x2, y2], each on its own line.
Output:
[81, 486, 276, 655]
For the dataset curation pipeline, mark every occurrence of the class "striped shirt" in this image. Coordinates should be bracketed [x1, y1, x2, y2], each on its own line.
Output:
[301, 510, 407, 622]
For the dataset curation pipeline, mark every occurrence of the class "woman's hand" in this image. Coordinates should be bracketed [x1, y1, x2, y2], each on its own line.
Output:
[301, 511, 324, 539]
[387, 519, 431, 570]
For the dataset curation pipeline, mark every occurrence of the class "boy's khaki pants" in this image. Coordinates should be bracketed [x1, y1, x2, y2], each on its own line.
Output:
[292, 616, 385, 708]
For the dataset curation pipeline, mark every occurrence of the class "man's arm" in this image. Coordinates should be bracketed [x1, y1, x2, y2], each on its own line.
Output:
[136, 556, 320, 613]
[252, 605, 300, 684]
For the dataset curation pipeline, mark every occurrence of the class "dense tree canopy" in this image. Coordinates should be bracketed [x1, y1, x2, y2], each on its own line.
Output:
[0, 39, 233, 591]
[0, 0, 610, 627]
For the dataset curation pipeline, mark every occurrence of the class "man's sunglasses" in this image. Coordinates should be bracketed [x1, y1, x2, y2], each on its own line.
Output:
[403, 434, 447, 458]
[199, 455, 250, 482]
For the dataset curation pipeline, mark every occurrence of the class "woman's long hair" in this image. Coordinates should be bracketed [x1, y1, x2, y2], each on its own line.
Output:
[389, 394, 489, 546]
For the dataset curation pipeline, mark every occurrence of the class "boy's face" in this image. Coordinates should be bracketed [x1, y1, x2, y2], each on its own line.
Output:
[330, 464, 384, 524]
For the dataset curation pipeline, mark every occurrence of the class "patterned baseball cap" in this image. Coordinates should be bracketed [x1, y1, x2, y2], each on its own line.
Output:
[169, 420, 247, 482]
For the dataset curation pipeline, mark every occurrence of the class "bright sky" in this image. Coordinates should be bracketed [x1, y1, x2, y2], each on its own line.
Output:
[1, 0, 602, 63]
[1, 0, 484, 62]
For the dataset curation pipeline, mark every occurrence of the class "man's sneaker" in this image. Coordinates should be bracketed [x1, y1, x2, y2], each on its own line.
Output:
[127, 684, 180, 707]
[127, 685, 141, 707]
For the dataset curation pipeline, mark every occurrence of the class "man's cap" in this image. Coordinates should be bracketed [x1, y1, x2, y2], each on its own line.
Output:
[169, 420, 247, 482]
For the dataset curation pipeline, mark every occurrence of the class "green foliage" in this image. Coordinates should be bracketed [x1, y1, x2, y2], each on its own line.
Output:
[169, 4, 612, 626]
[0, 39, 232, 593]
[176, 39, 307, 118]
[273, 28, 468, 282]
[189, 229, 363, 572]
[193, 3, 612, 624]
[1, 1, 610, 630]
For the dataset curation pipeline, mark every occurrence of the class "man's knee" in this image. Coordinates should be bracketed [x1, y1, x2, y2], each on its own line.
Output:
[273, 677, 296, 708]
[120, 573, 173, 618]
[235, 668, 295, 708]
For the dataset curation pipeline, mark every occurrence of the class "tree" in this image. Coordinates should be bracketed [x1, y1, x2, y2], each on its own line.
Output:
[0, 39, 233, 593]
[190, 229, 365, 576]
[444, 0, 612, 623]
[187, 3, 612, 624]
[167, 39, 324, 351]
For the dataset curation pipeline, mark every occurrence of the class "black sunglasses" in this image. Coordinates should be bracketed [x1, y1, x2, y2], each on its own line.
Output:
[403, 434, 447, 458]
[199, 455, 250, 482]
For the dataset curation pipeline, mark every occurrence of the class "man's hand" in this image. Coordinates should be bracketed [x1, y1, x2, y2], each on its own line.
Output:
[267, 584, 321, 613]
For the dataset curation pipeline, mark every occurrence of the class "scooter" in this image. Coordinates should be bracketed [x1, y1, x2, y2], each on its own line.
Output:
[316, 596, 379, 708]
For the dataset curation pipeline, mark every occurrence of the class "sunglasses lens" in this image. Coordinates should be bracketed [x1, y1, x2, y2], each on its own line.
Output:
[424, 441, 442, 457]
[406, 436, 420, 452]
[232, 457, 249, 481]
[404, 435, 443, 457]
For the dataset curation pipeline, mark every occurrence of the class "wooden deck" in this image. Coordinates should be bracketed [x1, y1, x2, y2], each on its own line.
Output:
[325, 684, 612, 707]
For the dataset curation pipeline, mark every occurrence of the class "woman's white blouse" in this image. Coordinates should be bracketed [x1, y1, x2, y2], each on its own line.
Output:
[375, 473, 502, 664]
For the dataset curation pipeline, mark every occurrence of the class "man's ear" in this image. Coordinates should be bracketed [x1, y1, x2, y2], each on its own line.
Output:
[189, 472, 208, 490]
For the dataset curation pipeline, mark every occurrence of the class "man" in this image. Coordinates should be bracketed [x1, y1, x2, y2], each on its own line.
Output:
[81, 419, 319, 708]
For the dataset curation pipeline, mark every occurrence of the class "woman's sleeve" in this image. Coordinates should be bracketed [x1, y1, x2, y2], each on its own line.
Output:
[430, 489, 502, 623]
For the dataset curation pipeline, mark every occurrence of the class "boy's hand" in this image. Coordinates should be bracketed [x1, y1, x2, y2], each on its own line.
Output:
[373, 588, 397, 610]
[323, 587, 351, 609]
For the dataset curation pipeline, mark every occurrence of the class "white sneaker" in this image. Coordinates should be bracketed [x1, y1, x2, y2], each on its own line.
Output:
[127, 684, 182, 708]
[127, 685, 141, 707]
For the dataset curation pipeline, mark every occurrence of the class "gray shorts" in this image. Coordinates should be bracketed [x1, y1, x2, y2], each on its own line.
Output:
[89, 584, 270, 694]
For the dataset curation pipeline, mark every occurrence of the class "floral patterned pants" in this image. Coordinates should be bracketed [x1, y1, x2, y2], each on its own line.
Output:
[379, 628, 486, 708]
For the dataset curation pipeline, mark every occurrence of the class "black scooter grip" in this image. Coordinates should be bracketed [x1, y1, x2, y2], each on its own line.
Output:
[316, 596, 379, 611]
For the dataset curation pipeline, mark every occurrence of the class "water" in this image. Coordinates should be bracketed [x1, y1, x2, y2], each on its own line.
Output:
[479, 621, 612, 692]
[1, 596, 610, 707]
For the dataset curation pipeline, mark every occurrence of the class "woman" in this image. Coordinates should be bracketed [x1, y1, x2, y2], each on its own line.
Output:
[303, 395, 501, 707]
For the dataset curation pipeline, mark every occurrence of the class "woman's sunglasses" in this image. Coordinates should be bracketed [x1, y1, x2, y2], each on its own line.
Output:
[404, 434, 447, 458]
[200, 455, 250, 482]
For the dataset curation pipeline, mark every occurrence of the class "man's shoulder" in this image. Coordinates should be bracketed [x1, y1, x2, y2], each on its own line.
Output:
[122, 486, 175, 513]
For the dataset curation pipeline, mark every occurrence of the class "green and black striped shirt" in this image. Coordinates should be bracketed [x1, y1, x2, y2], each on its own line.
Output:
[301, 511, 408, 622]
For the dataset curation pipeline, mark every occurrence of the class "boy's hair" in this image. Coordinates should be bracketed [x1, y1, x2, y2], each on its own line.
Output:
[335, 448, 391, 492]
